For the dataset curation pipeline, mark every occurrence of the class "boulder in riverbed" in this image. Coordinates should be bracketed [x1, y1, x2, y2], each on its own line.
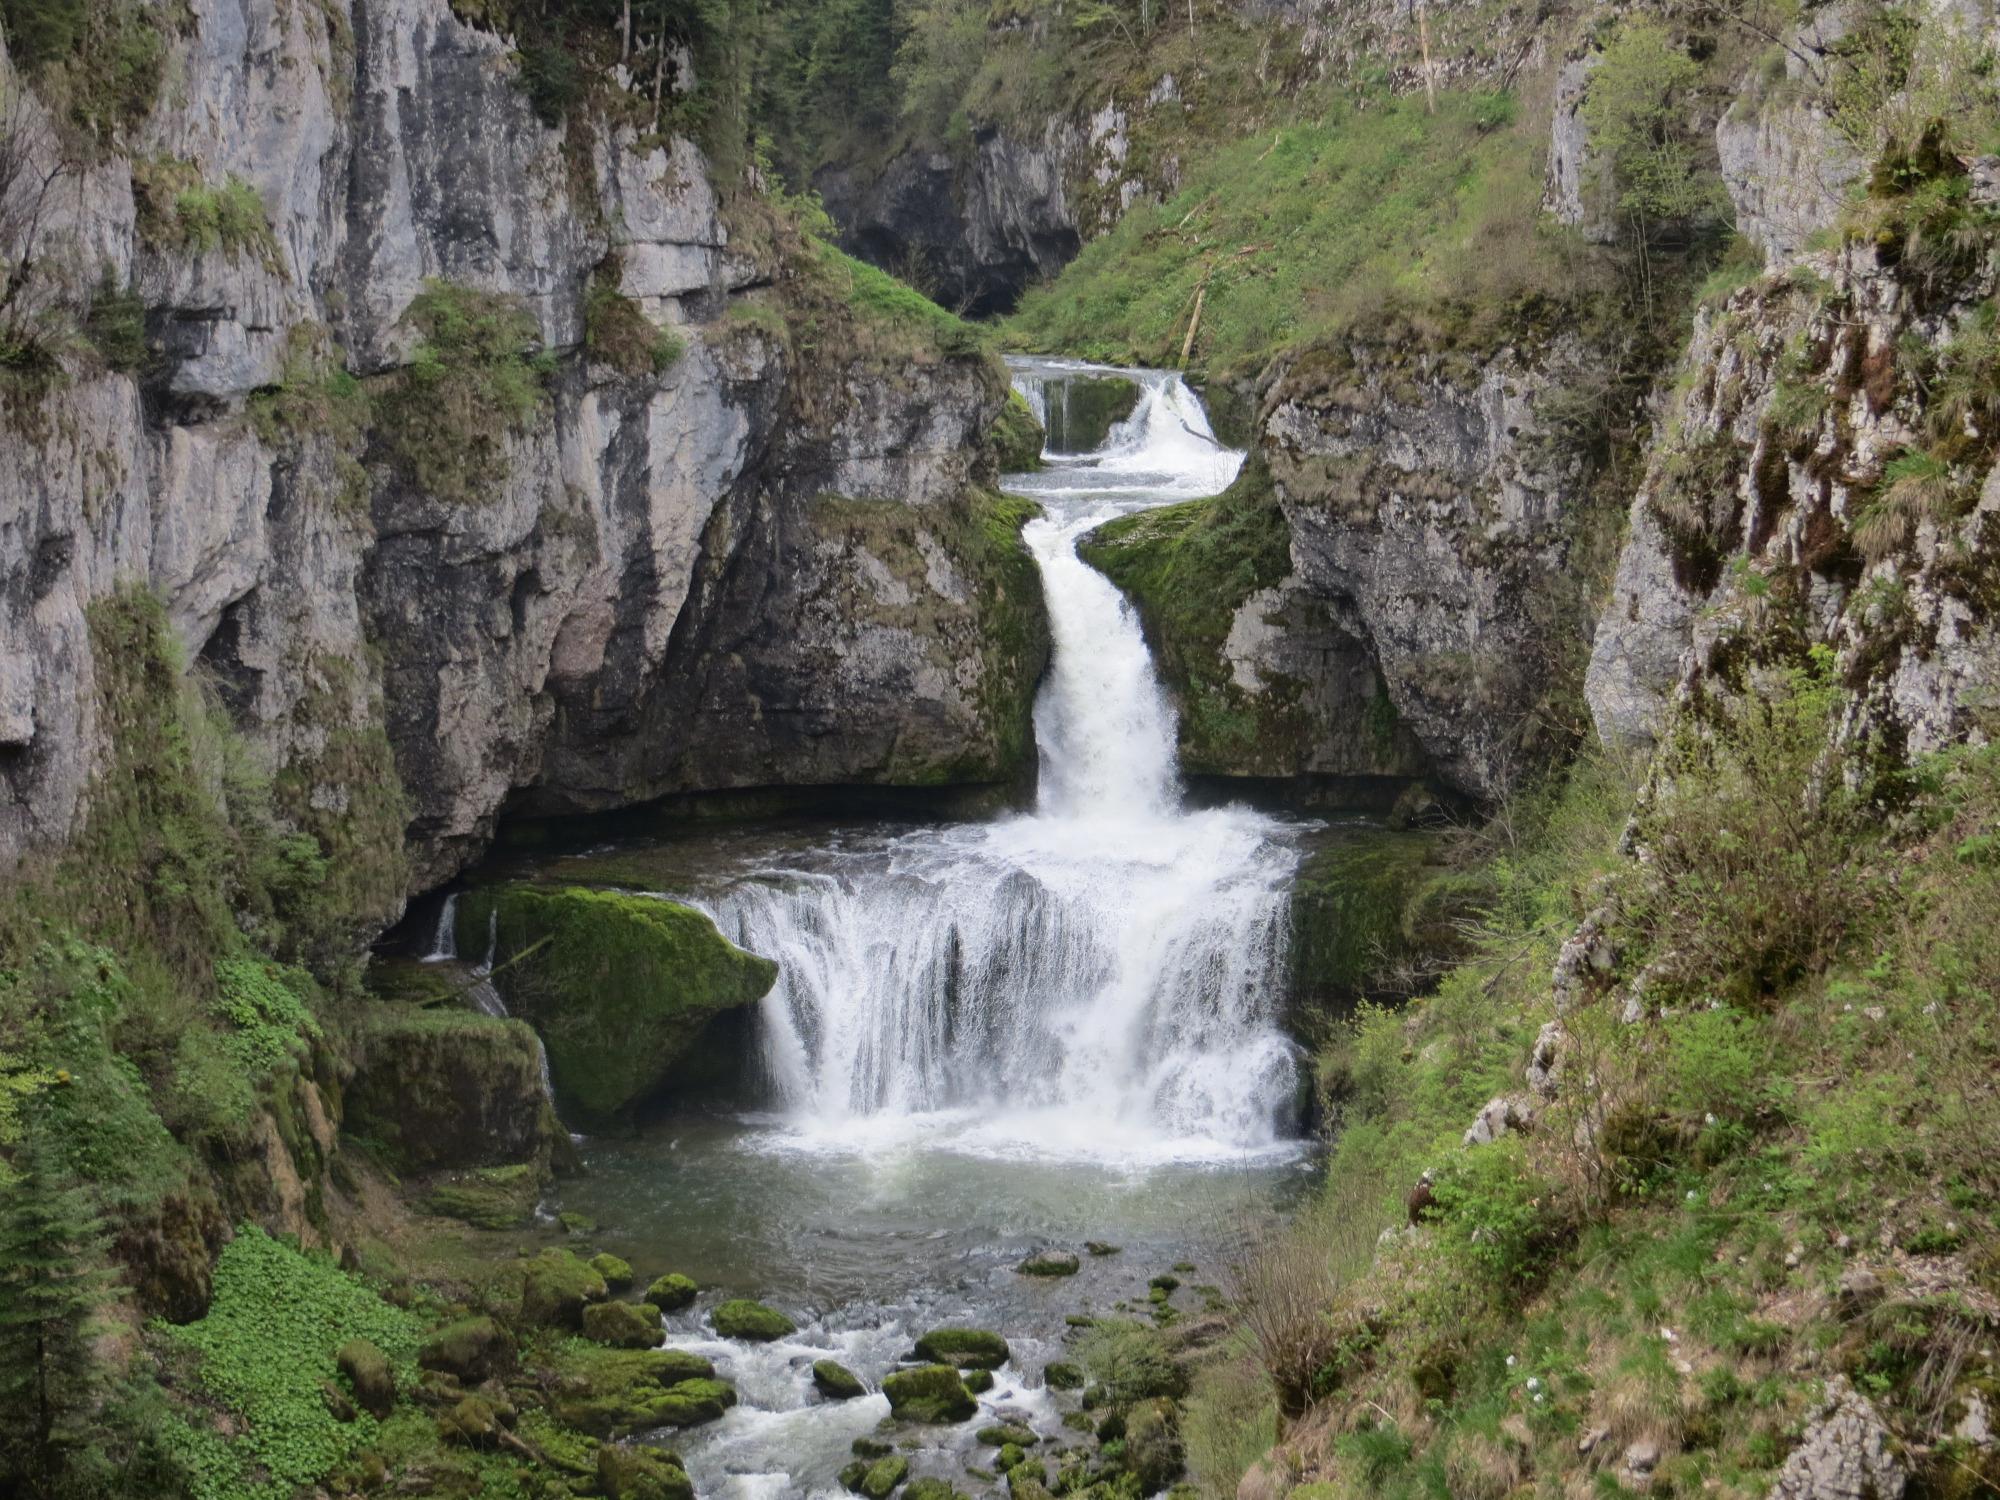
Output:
[915, 1326, 1010, 1369]
[583, 1299, 662, 1349]
[520, 1248, 608, 1329]
[644, 1272, 698, 1311]
[711, 1298, 796, 1341]
[883, 1364, 977, 1423]
[814, 1359, 867, 1399]
[1016, 1249, 1080, 1277]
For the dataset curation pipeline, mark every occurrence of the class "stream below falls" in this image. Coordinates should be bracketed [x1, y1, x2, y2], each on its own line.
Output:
[497, 359, 1332, 1497]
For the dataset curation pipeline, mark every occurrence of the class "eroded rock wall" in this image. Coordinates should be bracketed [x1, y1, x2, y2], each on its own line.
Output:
[0, 0, 1041, 896]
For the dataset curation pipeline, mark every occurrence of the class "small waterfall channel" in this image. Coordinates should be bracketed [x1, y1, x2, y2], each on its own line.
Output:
[423, 892, 559, 1110]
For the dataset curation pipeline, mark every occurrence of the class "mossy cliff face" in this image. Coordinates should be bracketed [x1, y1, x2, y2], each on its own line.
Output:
[1080, 458, 1429, 792]
[0, 0, 1055, 897]
[455, 885, 777, 1124]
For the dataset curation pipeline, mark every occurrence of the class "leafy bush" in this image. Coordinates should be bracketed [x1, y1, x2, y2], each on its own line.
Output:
[379, 281, 553, 505]
[1429, 1137, 1563, 1286]
[583, 271, 684, 378]
[132, 160, 283, 269]
[1581, 21, 1728, 245]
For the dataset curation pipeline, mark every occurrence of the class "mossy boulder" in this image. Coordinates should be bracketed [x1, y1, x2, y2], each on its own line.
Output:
[814, 1359, 866, 1398]
[990, 388, 1046, 471]
[644, 1273, 698, 1312]
[456, 885, 778, 1124]
[964, 1369, 995, 1394]
[423, 1161, 543, 1229]
[711, 1298, 795, 1341]
[1038, 374, 1141, 454]
[977, 1424, 1037, 1447]
[1042, 1362, 1083, 1390]
[882, 1364, 977, 1423]
[1290, 829, 1457, 1019]
[652, 1377, 739, 1427]
[583, 1299, 662, 1349]
[344, 999, 561, 1171]
[438, 1395, 503, 1447]
[904, 1481, 964, 1500]
[551, 1348, 722, 1436]
[914, 1327, 1010, 1370]
[336, 1338, 396, 1418]
[1016, 1249, 1079, 1277]
[520, 1248, 608, 1329]
[841, 1454, 910, 1497]
[598, 1445, 696, 1500]
[417, 1316, 516, 1383]
[590, 1253, 635, 1290]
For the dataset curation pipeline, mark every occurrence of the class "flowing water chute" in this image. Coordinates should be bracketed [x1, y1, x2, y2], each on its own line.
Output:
[686, 359, 1300, 1164]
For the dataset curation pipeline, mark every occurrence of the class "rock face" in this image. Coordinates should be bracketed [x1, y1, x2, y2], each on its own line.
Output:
[815, 125, 1084, 317]
[0, 0, 1046, 899]
[1585, 232, 2000, 764]
[1262, 327, 1617, 802]
[1766, 1378, 1906, 1500]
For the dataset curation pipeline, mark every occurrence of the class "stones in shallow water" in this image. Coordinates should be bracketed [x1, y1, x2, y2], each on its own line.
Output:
[643, 1272, 697, 1311]
[883, 1364, 978, 1423]
[915, 1327, 1010, 1369]
[1016, 1249, 1080, 1277]
[551, 1347, 719, 1436]
[840, 1454, 910, 1497]
[1084, 1241, 1121, 1257]
[520, 1248, 608, 1329]
[814, 1359, 867, 1399]
[651, 1377, 738, 1427]
[711, 1297, 795, 1341]
[977, 1424, 1038, 1448]
[590, 1253, 635, 1289]
[583, 1300, 662, 1349]
[1042, 1361, 1083, 1391]
[962, 1369, 995, 1394]
[903, 1481, 964, 1500]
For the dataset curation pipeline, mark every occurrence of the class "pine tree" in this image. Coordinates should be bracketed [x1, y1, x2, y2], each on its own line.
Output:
[0, 1095, 124, 1496]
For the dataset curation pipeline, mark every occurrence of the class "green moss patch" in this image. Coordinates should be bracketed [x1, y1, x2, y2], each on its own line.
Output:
[454, 885, 776, 1124]
[1289, 829, 1456, 1022]
[154, 1226, 426, 1500]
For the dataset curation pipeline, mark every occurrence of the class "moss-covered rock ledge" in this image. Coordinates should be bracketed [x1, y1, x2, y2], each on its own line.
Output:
[454, 886, 778, 1125]
[1079, 459, 1429, 790]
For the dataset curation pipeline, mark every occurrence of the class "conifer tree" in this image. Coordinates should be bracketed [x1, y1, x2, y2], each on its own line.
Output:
[0, 1094, 124, 1496]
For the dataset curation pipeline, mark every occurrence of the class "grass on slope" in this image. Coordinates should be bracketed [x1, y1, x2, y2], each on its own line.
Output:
[1005, 88, 1592, 378]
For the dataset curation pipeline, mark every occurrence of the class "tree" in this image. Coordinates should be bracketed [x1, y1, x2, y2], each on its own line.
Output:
[0, 1093, 125, 1496]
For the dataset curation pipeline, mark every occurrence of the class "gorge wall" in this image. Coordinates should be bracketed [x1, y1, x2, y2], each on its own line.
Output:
[0, 0, 1047, 903]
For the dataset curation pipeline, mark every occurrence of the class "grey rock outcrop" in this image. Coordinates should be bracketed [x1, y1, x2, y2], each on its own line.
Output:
[1766, 1378, 1906, 1500]
[1261, 329, 1614, 802]
[0, 0, 1045, 894]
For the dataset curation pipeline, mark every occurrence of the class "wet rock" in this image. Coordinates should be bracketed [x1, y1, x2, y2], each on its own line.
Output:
[978, 1425, 1038, 1448]
[1766, 1377, 1906, 1500]
[814, 1360, 867, 1399]
[916, 1327, 1011, 1370]
[841, 1453, 911, 1498]
[598, 1444, 696, 1500]
[1042, 1361, 1083, 1391]
[1526, 1021, 1564, 1100]
[644, 1272, 699, 1311]
[583, 1300, 663, 1350]
[520, 1249, 609, 1330]
[418, 1316, 516, 1384]
[1085, 1241, 1121, 1257]
[1016, 1249, 1081, 1277]
[883, 1364, 978, 1423]
[853, 1438, 894, 1459]
[423, 1162, 545, 1229]
[590, 1253, 635, 1290]
[996, 1442, 1029, 1471]
[551, 1347, 717, 1436]
[903, 1480, 964, 1500]
[963, 1369, 995, 1394]
[337, 1337, 396, 1418]
[651, 1377, 739, 1428]
[711, 1298, 796, 1341]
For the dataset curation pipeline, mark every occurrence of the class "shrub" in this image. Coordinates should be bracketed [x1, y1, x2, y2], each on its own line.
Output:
[131, 160, 283, 270]
[1429, 1136, 1563, 1286]
[583, 271, 684, 378]
[378, 281, 553, 505]
[82, 275, 147, 373]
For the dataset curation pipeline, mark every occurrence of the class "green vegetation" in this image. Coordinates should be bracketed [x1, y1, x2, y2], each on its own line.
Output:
[131, 160, 285, 270]
[1581, 21, 1730, 257]
[1006, 89, 1581, 377]
[1078, 459, 1318, 771]
[156, 1228, 426, 1500]
[711, 1298, 796, 1341]
[378, 280, 554, 506]
[0, 0, 168, 139]
[247, 326, 375, 518]
[454, 884, 777, 1124]
[583, 261, 685, 378]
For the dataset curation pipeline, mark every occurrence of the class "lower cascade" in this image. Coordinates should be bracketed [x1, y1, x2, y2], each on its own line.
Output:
[694, 360, 1306, 1162]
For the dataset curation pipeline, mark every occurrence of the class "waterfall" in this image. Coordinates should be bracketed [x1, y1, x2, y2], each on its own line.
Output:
[691, 359, 1304, 1163]
[422, 893, 460, 962]
[418, 892, 559, 1116]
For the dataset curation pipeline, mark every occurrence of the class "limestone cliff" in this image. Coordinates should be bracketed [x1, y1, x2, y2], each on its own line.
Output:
[0, 0, 1047, 900]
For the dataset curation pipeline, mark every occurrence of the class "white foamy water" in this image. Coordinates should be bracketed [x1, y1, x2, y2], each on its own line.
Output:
[690, 359, 1302, 1167]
